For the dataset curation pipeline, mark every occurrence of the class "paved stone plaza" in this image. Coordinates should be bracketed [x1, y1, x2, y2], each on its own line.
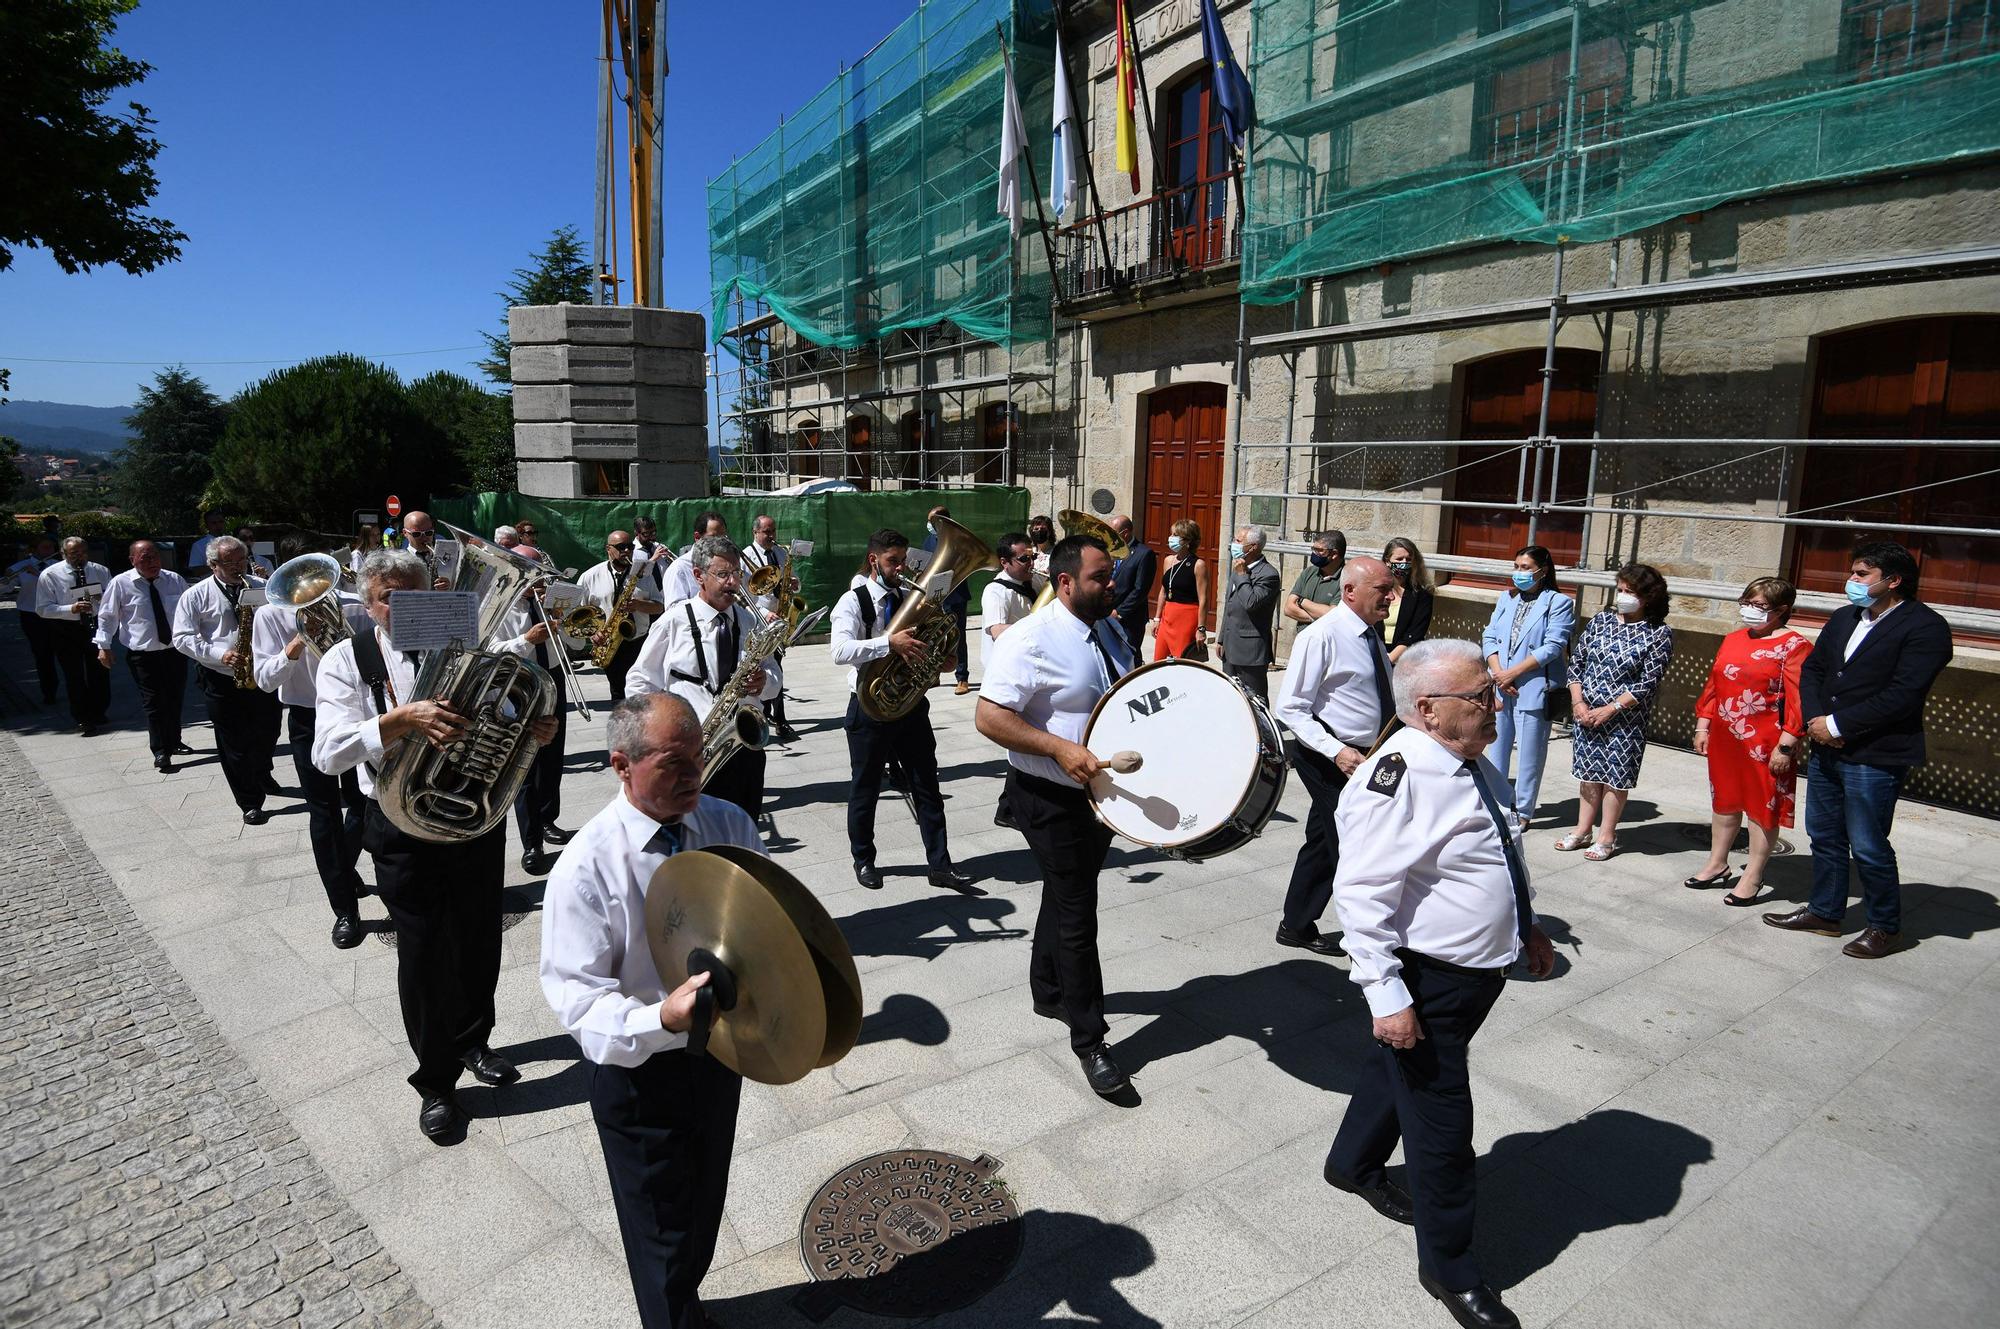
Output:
[3, 622, 1997, 1328]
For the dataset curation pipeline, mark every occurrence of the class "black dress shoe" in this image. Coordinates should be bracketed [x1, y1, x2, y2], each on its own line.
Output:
[172, 742, 196, 756]
[1079, 1045, 1130, 1096]
[521, 848, 553, 877]
[154, 756, 174, 774]
[773, 724, 801, 743]
[330, 914, 363, 949]
[1323, 1164, 1415, 1224]
[928, 867, 977, 892]
[1418, 1269, 1520, 1329]
[854, 862, 883, 890]
[80, 725, 99, 738]
[540, 825, 576, 845]
[242, 808, 270, 826]
[462, 1047, 520, 1086]
[1275, 923, 1345, 956]
[418, 1093, 464, 1141]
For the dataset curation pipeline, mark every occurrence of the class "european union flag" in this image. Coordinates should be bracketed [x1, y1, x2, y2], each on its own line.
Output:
[1200, 0, 1255, 152]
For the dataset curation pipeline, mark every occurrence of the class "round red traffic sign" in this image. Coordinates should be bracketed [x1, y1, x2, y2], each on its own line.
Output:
[386, 494, 402, 518]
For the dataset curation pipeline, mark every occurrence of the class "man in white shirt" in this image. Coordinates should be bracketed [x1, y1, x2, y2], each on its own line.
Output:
[94, 540, 191, 772]
[38, 537, 113, 734]
[540, 693, 763, 1329]
[628, 535, 779, 822]
[493, 551, 573, 877]
[660, 510, 725, 608]
[314, 548, 557, 1141]
[577, 531, 667, 703]
[9, 536, 60, 705]
[1272, 556, 1399, 957]
[253, 539, 370, 948]
[740, 513, 798, 741]
[1322, 638, 1552, 1329]
[980, 532, 1038, 668]
[185, 511, 227, 576]
[974, 535, 1135, 1098]
[400, 510, 452, 590]
[829, 528, 974, 893]
[173, 536, 283, 823]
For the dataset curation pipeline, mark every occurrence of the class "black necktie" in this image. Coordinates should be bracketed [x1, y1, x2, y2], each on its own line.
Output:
[646, 821, 683, 856]
[613, 564, 630, 599]
[145, 576, 170, 638]
[402, 651, 420, 672]
[1465, 761, 1534, 950]
[1367, 628, 1394, 724]
[716, 610, 738, 681]
[220, 581, 241, 609]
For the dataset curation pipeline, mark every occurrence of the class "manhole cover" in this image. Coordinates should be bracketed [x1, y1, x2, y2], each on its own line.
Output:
[795, 1149, 1021, 1320]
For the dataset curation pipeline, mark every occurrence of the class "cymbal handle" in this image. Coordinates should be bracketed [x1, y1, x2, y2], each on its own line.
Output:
[685, 947, 739, 1060]
[1105, 750, 1143, 774]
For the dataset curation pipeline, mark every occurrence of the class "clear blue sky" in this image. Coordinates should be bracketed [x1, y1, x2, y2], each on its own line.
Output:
[0, 0, 917, 408]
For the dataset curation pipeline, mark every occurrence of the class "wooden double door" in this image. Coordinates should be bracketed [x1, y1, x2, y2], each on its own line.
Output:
[1143, 384, 1227, 616]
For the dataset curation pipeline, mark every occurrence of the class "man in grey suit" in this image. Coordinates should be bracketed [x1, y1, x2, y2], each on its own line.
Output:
[1220, 525, 1281, 704]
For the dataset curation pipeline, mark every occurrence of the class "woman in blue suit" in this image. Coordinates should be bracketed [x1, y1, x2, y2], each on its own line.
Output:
[1480, 544, 1576, 829]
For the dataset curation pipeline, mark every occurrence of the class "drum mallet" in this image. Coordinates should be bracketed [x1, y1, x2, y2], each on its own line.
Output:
[1104, 751, 1143, 774]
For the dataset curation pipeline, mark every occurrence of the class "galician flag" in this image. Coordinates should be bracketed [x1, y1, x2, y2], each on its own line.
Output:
[1113, 0, 1140, 192]
[1050, 27, 1077, 219]
[997, 43, 1029, 238]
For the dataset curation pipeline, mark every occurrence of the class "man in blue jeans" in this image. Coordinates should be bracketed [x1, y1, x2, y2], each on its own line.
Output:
[1765, 542, 1951, 959]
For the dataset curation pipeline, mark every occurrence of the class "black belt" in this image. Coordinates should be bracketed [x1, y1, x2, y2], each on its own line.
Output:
[1009, 768, 1091, 804]
[1395, 946, 1509, 979]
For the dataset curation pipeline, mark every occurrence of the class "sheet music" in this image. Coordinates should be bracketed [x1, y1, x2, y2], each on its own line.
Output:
[386, 591, 479, 652]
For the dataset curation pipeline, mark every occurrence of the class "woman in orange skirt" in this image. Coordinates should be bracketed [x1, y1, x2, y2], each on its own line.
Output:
[1151, 518, 1210, 660]
[1688, 577, 1809, 905]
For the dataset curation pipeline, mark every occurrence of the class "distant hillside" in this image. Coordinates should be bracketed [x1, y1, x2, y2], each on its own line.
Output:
[0, 400, 135, 456]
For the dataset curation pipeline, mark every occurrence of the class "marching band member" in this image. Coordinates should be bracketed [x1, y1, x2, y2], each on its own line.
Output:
[627, 535, 779, 822]
[10, 536, 61, 706]
[632, 515, 666, 578]
[981, 532, 1038, 662]
[540, 693, 763, 1329]
[578, 530, 666, 703]
[399, 510, 451, 589]
[661, 511, 725, 608]
[185, 511, 228, 576]
[1272, 556, 1400, 958]
[1321, 638, 1552, 1329]
[829, 528, 974, 893]
[493, 545, 571, 877]
[974, 534, 1135, 1097]
[172, 536, 283, 823]
[93, 540, 191, 773]
[313, 549, 557, 1141]
[740, 513, 798, 741]
[252, 543, 369, 948]
[37, 537, 112, 735]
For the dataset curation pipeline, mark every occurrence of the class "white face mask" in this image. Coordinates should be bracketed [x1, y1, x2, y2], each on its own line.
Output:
[1167, 536, 1183, 552]
[1614, 592, 1642, 616]
[1738, 604, 1769, 627]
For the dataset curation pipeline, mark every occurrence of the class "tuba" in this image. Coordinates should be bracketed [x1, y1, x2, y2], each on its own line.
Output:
[1031, 509, 1131, 610]
[266, 552, 356, 659]
[374, 526, 557, 843]
[856, 515, 999, 722]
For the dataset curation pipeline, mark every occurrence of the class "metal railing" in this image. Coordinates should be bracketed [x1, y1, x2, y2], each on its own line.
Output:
[1054, 172, 1243, 305]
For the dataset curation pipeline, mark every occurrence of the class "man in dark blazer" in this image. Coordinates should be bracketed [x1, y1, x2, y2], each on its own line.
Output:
[1766, 541, 1952, 960]
[1220, 525, 1282, 704]
[1108, 513, 1157, 657]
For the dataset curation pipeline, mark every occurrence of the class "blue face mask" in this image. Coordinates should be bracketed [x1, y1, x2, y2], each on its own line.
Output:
[1229, 542, 1245, 561]
[1389, 561, 1410, 575]
[1167, 536, 1183, 552]
[1511, 570, 1537, 592]
[1846, 578, 1877, 610]
[1308, 552, 1328, 568]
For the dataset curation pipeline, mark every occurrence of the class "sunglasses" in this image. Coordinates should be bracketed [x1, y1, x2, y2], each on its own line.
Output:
[518, 527, 537, 536]
[611, 541, 634, 551]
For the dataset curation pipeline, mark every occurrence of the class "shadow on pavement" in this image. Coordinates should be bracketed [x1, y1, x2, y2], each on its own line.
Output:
[836, 894, 1027, 962]
[463, 1033, 588, 1117]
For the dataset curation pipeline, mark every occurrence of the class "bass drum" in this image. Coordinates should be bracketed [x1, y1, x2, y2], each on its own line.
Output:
[1083, 659, 1287, 862]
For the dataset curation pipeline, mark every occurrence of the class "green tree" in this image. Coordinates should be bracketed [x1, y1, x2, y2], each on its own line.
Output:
[206, 355, 449, 530]
[1, 434, 38, 504]
[407, 370, 514, 495]
[477, 224, 593, 384]
[1, 0, 186, 274]
[114, 366, 227, 526]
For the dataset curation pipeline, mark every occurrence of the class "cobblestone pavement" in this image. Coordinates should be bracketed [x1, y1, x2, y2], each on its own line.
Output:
[0, 730, 438, 1329]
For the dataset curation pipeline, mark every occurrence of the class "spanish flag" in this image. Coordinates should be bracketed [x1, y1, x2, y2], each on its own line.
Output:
[1113, 0, 1140, 192]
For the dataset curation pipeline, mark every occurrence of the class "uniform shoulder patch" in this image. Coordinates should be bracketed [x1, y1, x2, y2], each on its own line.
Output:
[1366, 752, 1407, 796]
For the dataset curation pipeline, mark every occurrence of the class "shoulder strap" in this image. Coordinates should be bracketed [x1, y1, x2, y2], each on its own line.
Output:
[349, 626, 390, 717]
[851, 583, 875, 635]
[669, 602, 710, 687]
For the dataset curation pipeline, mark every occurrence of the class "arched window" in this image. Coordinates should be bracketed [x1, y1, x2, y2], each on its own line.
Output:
[1449, 348, 1600, 567]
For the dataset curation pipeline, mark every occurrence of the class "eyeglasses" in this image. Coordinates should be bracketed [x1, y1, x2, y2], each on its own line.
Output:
[517, 526, 537, 536]
[611, 541, 634, 551]
[1423, 682, 1498, 708]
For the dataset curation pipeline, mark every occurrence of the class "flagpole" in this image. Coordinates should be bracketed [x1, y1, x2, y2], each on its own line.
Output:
[1053, 0, 1118, 285]
[996, 25, 1064, 291]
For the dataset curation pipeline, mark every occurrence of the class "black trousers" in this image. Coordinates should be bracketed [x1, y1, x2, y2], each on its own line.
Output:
[945, 601, 969, 682]
[704, 744, 766, 824]
[844, 695, 950, 870]
[362, 804, 506, 1096]
[1227, 663, 1270, 707]
[1326, 951, 1506, 1292]
[1281, 743, 1351, 933]
[198, 669, 280, 811]
[19, 613, 58, 703]
[125, 647, 186, 757]
[1012, 769, 1116, 1055]
[513, 696, 567, 846]
[51, 620, 110, 727]
[607, 636, 644, 702]
[591, 1051, 743, 1329]
[288, 705, 366, 919]
[1116, 610, 1148, 658]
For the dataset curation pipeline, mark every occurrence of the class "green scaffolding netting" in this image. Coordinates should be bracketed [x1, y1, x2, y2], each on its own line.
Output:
[706, 0, 1058, 351]
[1242, 0, 2000, 302]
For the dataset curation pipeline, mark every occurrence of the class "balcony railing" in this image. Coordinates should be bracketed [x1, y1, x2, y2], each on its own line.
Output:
[1054, 171, 1243, 307]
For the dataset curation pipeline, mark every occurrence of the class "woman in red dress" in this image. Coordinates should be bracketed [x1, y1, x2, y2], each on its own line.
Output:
[1687, 577, 1808, 905]
[1150, 518, 1210, 660]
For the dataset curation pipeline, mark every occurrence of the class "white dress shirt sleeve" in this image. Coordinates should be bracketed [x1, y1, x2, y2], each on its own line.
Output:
[627, 605, 678, 698]
[829, 586, 891, 667]
[540, 866, 684, 1066]
[981, 581, 1013, 639]
[1274, 624, 1344, 761]
[171, 583, 229, 671]
[37, 566, 73, 621]
[1331, 756, 1427, 1017]
[978, 621, 1040, 713]
[311, 641, 388, 778]
[251, 603, 303, 695]
[91, 574, 129, 649]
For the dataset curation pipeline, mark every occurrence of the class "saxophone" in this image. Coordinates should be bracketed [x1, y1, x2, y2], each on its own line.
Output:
[698, 607, 795, 784]
[856, 516, 998, 722]
[231, 596, 258, 689]
[562, 555, 649, 669]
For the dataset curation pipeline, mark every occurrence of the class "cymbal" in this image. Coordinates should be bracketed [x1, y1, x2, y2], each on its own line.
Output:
[702, 844, 863, 1068]
[644, 850, 826, 1085]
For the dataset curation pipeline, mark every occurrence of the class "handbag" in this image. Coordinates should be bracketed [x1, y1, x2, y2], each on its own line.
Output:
[1180, 637, 1210, 663]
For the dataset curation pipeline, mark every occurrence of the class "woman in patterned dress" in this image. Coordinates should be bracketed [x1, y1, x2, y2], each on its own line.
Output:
[1686, 577, 1808, 905]
[1556, 563, 1675, 861]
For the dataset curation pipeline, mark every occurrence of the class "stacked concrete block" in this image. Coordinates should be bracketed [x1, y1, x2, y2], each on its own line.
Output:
[509, 304, 711, 499]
